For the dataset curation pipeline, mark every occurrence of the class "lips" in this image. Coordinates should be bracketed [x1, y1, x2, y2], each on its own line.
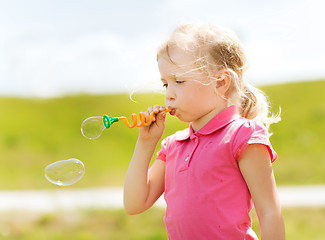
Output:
[168, 107, 176, 116]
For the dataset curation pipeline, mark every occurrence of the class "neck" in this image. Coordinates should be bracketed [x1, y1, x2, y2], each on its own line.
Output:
[191, 105, 227, 132]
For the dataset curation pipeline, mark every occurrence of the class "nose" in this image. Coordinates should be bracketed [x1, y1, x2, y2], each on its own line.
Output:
[165, 85, 176, 101]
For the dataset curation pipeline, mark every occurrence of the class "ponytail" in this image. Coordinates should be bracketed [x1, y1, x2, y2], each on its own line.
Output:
[232, 78, 280, 130]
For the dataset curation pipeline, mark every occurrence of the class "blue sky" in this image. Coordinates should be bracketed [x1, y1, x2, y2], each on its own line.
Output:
[1, 0, 324, 97]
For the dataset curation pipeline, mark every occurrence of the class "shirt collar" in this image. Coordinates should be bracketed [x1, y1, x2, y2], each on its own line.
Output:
[175, 105, 240, 141]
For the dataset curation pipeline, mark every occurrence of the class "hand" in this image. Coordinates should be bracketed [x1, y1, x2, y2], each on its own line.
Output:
[138, 105, 167, 143]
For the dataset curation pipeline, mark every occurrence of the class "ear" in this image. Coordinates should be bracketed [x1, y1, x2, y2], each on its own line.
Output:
[215, 70, 232, 95]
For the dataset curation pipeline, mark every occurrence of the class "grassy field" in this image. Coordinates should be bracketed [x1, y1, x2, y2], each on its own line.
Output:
[0, 80, 325, 239]
[0, 80, 324, 189]
[261, 80, 325, 185]
[0, 92, 189, 189]
[0, 207, 324, 239]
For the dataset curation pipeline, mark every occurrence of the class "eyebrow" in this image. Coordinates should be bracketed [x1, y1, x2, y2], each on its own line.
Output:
[161, 75, 175, 81]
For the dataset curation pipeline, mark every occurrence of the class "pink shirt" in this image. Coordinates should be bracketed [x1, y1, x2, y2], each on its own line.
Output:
[157, 105, 277, 240]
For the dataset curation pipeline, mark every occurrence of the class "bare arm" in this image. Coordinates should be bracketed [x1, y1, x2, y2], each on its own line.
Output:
[239, 144, 285, 240]
[123, 105, 167, 215]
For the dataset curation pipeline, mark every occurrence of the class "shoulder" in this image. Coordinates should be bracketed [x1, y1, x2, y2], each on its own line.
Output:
[233, 118, 270, 141]
[230, 118, 276, 162]
[222, 117, 270, 144]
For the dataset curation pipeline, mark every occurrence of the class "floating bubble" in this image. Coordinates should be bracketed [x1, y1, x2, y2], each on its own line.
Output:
[81, 116, 105, 139]
[45, 158, 85, 186]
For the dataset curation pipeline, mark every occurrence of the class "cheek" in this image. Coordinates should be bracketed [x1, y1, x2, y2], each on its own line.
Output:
[178, 86, 204, 106]
[179, 86, 198, 102]
[193, 84, 217, 99]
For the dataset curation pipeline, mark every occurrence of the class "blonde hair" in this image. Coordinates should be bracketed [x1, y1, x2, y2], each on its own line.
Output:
[157, 23, 280, 129]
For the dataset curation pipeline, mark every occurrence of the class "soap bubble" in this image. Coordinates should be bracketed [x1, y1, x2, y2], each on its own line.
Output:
[45, 158, 85, 186]
[81, 116, 105, 139]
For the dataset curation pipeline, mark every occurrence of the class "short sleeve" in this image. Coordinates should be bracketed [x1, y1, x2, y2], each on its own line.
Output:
[233, 121, 277, 163]
[156, 137, 169, 162]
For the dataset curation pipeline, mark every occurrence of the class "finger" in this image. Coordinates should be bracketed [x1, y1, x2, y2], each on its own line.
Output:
[159, 106, 167, 114]
[144, 109, 151, 122]
[153, 104, 160, 113]
[147, 106, 153, 113]
[144, 106, 152, 122]
[152, 105, 161, 122]
[147, 106, 158, 123]
[155, 111, 166, 128]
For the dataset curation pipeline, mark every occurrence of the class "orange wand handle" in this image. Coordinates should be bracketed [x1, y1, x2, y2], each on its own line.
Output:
[118, 109, 171, 128]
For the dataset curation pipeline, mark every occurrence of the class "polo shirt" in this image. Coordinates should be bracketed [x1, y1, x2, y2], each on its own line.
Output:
[157, 105, 277, 240]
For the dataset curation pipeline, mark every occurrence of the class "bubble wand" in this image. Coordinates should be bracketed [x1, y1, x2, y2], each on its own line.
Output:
[81, 108, 172, 139]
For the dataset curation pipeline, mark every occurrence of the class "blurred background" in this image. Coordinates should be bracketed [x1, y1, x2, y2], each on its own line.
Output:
[0, 0, 324, 239]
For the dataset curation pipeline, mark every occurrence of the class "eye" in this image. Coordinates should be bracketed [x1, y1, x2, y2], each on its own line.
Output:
[162, 83, 168, 88]
[176, 80, 184, 84]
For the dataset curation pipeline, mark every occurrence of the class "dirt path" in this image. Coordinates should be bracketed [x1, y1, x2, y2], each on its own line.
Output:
[1, 185, 325, 213]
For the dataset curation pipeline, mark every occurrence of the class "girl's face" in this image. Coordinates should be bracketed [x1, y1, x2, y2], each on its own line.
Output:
[158, 46, 228, 131]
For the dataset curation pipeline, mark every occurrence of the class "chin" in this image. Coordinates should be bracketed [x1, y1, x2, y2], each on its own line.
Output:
[177, 115, 192, 123]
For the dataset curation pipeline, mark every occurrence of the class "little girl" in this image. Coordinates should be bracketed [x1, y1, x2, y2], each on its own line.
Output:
[124, 23, 285, 240]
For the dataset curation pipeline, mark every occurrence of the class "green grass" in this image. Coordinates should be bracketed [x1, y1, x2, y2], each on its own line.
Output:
[0, 80, 324, 189]
[0, 207, 324, 239]
[261, 80, 325, 185]
[0, 81, 325, 238]
[251, 207, 325, 240]
[0, 93, 187, 189]
[0, 208, 167, 240]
